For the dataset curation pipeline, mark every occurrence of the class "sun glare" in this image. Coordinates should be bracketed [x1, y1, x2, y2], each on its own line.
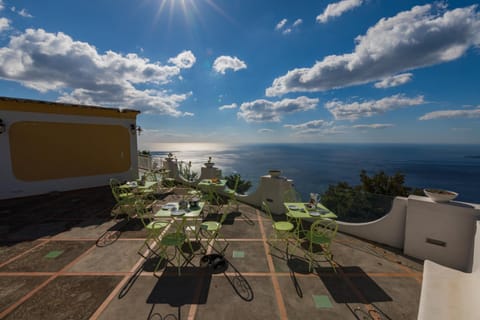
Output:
[151, 0, 232, 28]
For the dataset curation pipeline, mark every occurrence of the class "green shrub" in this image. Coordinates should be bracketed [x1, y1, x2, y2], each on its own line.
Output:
[225, 173, 252, 195]
[321, 170, 422, 222]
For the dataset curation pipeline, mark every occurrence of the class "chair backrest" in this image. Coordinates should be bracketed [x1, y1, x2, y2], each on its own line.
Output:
[134, 200, 150, 228]
[206, 184, 221, 206]
[310, 219, 338, 243]
[284, 188, 302, 202]
[219, 208, 230, 224]
[109, 178, 122, 202]
[144, 171, 158, 182]
[262, 201, 274, 221]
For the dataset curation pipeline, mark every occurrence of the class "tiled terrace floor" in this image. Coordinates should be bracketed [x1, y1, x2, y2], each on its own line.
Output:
[0, 186, 423, 319]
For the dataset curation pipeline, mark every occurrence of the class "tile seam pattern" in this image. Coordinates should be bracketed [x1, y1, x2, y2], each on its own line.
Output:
[335, 238, 423, 284]
[257, 209, 289, 320]
[0, 239, 50, 269]
[88, 256, 147, 319]
[0, 242, 98, 319]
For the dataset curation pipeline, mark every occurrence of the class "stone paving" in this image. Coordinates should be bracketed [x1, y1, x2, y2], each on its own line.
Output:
[0, 186, 423, 319]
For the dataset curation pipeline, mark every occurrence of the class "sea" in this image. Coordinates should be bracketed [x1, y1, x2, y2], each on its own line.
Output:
[149, 143, 480, 204]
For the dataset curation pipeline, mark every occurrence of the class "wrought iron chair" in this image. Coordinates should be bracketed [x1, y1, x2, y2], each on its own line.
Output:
[109, 178, 137, 220]
[283, 188, 302, 202]
[302, 219, 338, 272]
[200, 207, 230, 254]
[135, 200, 170, 258]
[262, 201, 295, 253]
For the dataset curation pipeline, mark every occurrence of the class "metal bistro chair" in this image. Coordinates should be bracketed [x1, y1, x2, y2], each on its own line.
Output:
[225, 175, 240, 213]
[199, 207, 230, 255]
[302, 219, 338, 272]
[109, 178, 137, 220]
[262, 201, 295, 254]
[203, 183, 224, 215]
[283, 188, 302, 202]
[135, 201, 170, 258]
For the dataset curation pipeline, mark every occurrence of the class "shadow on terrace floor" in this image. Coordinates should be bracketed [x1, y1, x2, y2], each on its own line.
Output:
[0, 186, 423, 320]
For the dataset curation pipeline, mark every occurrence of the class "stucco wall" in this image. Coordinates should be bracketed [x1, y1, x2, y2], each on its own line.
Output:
[0, 98, 139, 200]
[337, 197, 408, 249]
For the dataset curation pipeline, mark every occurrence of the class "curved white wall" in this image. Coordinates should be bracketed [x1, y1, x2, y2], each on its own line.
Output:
[337, 197, 408, 249]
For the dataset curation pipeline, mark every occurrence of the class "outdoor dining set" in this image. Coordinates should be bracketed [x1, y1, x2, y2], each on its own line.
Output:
[109, 170, 339, 276]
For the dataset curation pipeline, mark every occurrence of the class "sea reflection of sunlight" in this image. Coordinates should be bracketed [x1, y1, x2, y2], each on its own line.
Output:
[150, 142, 237, 173]
[150, 142, 228, 152]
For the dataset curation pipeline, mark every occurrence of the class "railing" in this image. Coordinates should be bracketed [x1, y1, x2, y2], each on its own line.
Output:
[138, 154, 153, 171]
[321, 188, 395, 222]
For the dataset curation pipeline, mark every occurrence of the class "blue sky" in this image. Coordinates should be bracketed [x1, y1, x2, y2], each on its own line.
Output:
[0, 0, 479, 147]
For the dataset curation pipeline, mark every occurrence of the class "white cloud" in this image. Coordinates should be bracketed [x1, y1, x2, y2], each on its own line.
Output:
[258, 128, 274, 133]
[267, 4, 480, 96]
[276, 18, 302, 35]
[9, 6, 33, 18]
[326, 94, 425, 120]
[293, 19, 303, 27]
[212, 55, 247, 74]
[419, 107, 480, 120]
[0, 17, 9, 32]
[275, 18, 288, 30]
[316, 0, 364, 24]
[219, 103, 237, 110]
[284, 119, 330, 130]
[18, 8, 33, 18]
[0, 0, 4, 11]
[168, 50, 196, 69]
[284, 119, 341, 135]
[353, 123, 395, 129]
[374, 73, 412, 88]
[237, 96, 318, 123]
[0, 28, 195, 115]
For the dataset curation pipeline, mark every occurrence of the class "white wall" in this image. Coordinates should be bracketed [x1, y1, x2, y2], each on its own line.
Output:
[0, 109, 138, 200]
[338, 197, 408, 249]
[404, 195, 480, 272]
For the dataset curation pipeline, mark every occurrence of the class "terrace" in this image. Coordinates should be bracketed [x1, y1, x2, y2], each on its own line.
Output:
[0, 183, 425, 320]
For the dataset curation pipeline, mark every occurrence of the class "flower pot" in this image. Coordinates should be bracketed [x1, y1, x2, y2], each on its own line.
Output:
[424, 189, 458, 202]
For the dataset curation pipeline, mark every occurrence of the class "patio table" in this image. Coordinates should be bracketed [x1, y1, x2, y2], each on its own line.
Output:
[284, 202, 337, 237]
[120, 180, 158, 193]
[197, 179, 227, 190]
[154, 201, 205, 240]
[197, 179, 228, 212]
[153, 201, 206, 270]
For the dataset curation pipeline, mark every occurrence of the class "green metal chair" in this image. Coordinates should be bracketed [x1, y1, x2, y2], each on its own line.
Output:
[154, 231, 189, 276]
[262, 201, 295, 253]
[225, 175, 240, 213]
[302, 219, 338, 272]
[135, 201, 170, 258]
[283, 188, 302, 202]
[200, 208, 230, 254]
[109, 178, 136, 220]
[202, 183, 224, 215]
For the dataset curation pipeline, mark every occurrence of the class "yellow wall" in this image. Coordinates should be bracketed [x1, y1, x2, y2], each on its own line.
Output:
[10, 121, 131, 181]
[0, 97, 138, 119]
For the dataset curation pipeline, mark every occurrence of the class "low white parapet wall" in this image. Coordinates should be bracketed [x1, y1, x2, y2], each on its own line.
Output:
[405, 195, 480, 272]
[338, 194, 480, 272]
[337, 197, 408, 249]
